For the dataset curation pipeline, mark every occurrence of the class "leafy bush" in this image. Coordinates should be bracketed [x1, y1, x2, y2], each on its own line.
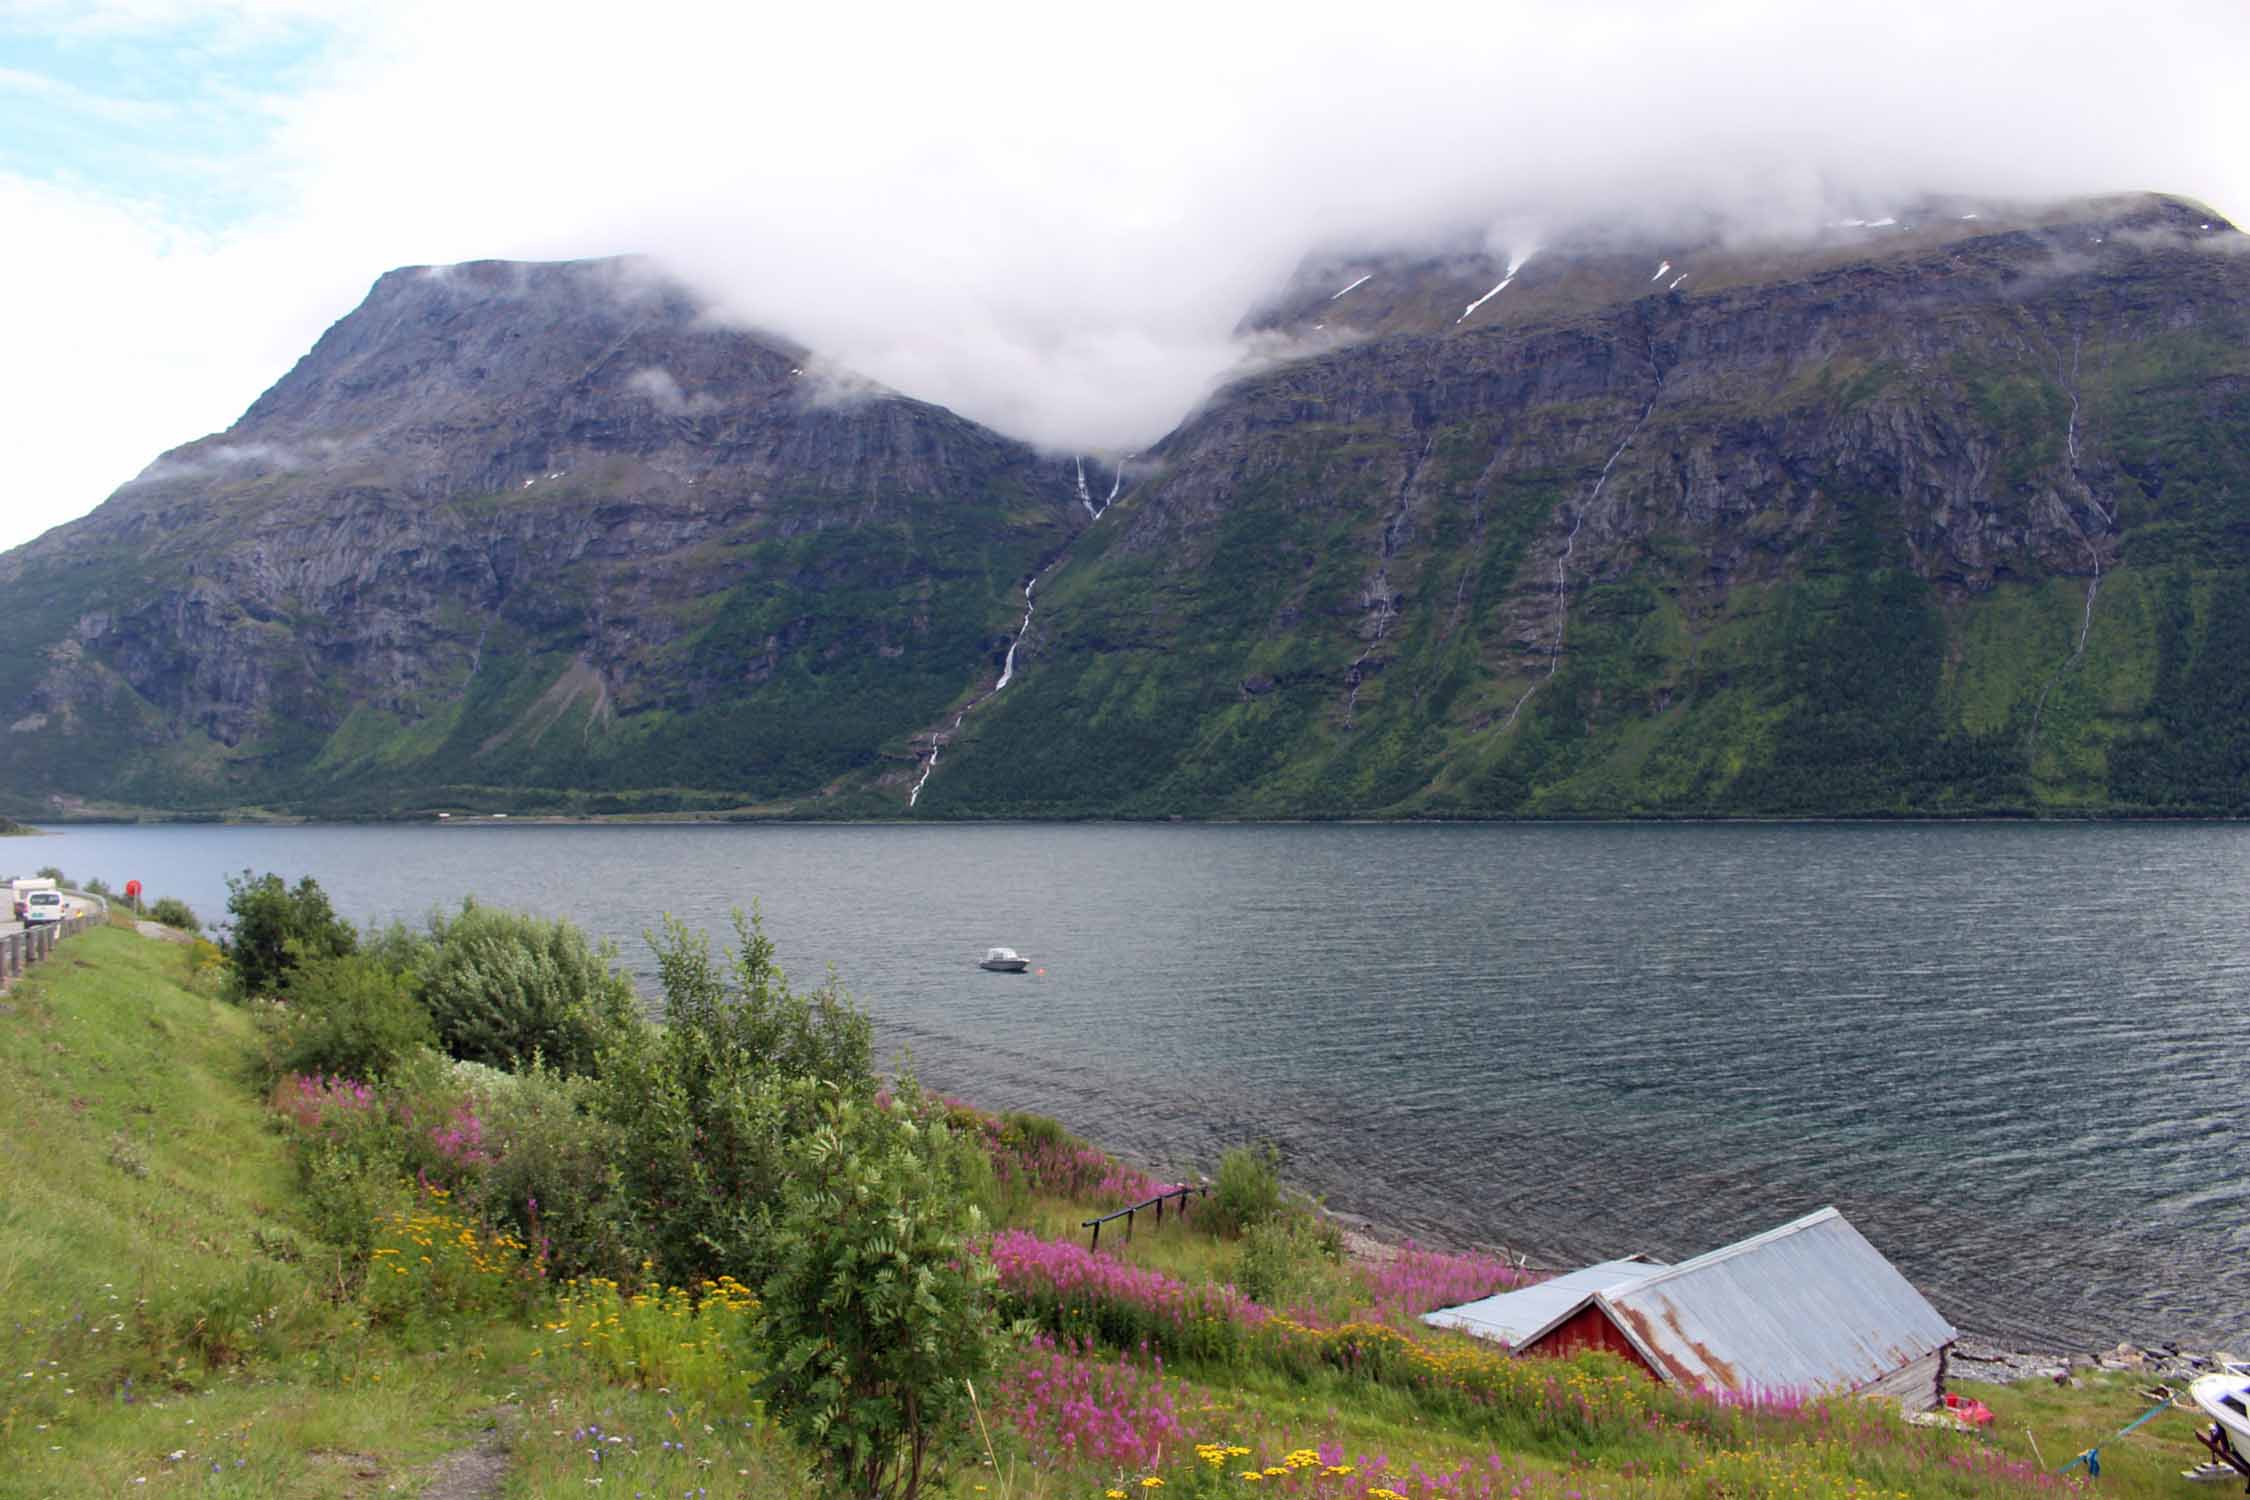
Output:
[416, 899, 640, 1075]
[1207, 1143, 1286, 1237]
[357, 916, 435, 976]
[275, 954, 436, 1082]
[300, 1142, 411, 1277]
[221, 870, 357, 1001]
[756, 1078, 1000, 1500]
[596, 909, 874, 1286]
[466, 1066, 636, 1283]
[1236, 1211, 1349, 1314]
[186, 937, 227, 996]
[148, 896, 200, 931]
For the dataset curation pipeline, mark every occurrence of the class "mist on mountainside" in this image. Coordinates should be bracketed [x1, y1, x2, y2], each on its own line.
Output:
[249, 1, 2250, 463]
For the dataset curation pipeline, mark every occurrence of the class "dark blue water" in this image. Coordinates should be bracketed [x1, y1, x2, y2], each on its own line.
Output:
[23, 820, 2249, 1351]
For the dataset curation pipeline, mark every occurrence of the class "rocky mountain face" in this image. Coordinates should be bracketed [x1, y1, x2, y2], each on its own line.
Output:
[6, 196, 2250, 819]
[915, 195, 2250, 817]
[1, 257, 1086, 815]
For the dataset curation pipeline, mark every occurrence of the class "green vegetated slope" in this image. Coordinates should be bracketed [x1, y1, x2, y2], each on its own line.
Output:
[921, 205, 2250, 818]
[0, 927, 522, 1493]
[3, 922, 2229, 1499]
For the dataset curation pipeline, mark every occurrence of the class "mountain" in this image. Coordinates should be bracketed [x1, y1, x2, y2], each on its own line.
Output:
[917, 194, 2250, 818]
[0, 257, 1087, 816]
[5, 194, 2250, 819]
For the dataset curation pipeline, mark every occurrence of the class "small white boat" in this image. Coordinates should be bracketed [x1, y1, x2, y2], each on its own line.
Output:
[979, 946, 1030, 973]
[2189, 1364, 2250, 1485]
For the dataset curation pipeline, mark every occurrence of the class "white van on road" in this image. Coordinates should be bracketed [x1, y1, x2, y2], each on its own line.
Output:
[22, 889, 65, 924]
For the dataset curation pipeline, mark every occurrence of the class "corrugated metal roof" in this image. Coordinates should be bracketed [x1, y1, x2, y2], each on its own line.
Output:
[1523, 1206, 1957, 1397]
[1421, 1257, 1668, 1347]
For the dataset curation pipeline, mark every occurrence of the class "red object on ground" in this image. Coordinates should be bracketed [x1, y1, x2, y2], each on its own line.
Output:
[1944, 1393, 1996, 1426]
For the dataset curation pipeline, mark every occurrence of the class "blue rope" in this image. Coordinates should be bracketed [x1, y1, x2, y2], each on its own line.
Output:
[2057, 1394, 2179, 1476]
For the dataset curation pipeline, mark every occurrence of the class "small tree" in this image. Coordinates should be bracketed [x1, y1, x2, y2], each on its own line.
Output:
[756, 1078, 999, 1500]
[222, 870, 357, 1001]
[597, 907, 876, 1286]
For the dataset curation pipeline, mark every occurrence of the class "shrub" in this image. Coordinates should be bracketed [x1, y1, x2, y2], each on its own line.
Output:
[1237, 1211, 1350, 1314]
[186, 937, 227, 996]
[756, 1077, 999, 1500]
[466, 1066, 636, 1282]
[276, 954, 436, 1082]
[300, 1142, 411, 1274]
[148, 895, 200, 931]
[597, 909, 875, 1286]
[222, 870, 357, 1001]
[416, 899, 640, 1075]
[358, 916, 435, 976]
[1207, 1142, 1286, 1237]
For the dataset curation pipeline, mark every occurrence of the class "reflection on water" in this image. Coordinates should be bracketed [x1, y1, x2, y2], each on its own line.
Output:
[36, 819, 2250, 1349]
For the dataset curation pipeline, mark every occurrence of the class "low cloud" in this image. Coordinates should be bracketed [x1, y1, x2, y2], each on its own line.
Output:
[624, 366, 722, 418]
[275, 0, 2244, 456]
[127, 435, 360, 487]
[7, 0, 2249, 553]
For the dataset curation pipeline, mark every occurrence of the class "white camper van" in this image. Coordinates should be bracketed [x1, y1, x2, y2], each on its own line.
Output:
[10, 877, 60, 923]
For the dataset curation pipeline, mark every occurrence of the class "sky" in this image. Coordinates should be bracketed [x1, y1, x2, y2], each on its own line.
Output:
[4, 0, 2248, 554]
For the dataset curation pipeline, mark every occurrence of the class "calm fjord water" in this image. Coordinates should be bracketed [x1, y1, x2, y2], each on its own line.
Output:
[37, 820, 2249, 1351]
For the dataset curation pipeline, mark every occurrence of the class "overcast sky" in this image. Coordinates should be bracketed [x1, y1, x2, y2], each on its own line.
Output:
[4, 0, 2247, 554]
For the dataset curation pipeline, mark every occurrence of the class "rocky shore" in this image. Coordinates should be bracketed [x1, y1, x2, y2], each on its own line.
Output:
[1951, 1338, 2244, 1388]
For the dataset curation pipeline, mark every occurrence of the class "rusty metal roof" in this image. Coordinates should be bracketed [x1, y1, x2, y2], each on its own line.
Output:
[1519, 1206, 1957, 1396]
[1422, 1256, 1668, 1347]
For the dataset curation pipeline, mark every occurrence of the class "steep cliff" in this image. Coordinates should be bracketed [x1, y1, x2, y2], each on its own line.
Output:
[914, 195, 2250, 817]
[7, 195, 2250, 819]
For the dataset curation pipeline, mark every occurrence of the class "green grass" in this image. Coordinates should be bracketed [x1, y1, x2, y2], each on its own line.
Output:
[4, 932, 2238, 1499]
[0, 927, 530, 1496]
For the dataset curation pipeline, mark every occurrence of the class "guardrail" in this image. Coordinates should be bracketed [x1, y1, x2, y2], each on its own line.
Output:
[1082, 1182, 1210, 1251]
[1, 910, 96, 991]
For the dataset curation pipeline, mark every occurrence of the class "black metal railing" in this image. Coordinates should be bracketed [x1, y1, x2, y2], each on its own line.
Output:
[1082, 1182, 1209, 1251]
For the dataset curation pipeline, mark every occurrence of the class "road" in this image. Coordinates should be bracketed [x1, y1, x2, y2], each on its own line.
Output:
[0, 891, 101, 938]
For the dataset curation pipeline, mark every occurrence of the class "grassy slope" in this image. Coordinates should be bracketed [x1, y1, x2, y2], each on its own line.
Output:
[2, 933, 2232, 1498]
[0, 927, 530, 1497]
